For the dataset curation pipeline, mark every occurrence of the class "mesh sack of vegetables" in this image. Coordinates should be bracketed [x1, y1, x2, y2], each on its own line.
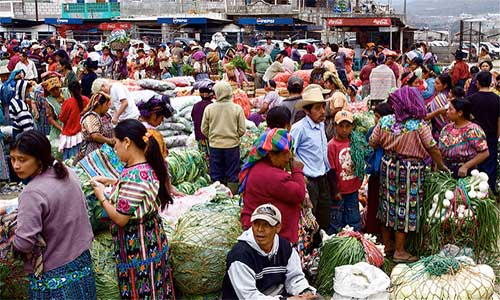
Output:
[408, 170, 500, 257]
[167, 148, 208, 186]
[90, 231, 120, 300]
[106, 29, 130, 51]
[315, 227, 385, 296]
[169, 199, 241, 295]
[390, 255, 498, 300]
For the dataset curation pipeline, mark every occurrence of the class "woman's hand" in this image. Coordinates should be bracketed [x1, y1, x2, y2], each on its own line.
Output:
[458, 165, 469, 177]
[93, 176, 116, 186]
[291, 158, 304, 170]
[90, 179, 105, 199]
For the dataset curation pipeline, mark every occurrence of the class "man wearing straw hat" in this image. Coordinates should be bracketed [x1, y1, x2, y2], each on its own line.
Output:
[290, 84, 331, 238]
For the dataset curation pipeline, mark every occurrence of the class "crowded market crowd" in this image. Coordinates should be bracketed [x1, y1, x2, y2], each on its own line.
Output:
[0, 32, 499, 300]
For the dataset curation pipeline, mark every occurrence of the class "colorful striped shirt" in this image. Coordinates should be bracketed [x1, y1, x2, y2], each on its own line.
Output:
[438, 122, 488, 164]
[370, 114, 436, 159]
[109, 163, 161, 220]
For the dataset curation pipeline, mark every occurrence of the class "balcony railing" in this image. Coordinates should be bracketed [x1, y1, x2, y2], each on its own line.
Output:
[62, 2, 120, 19]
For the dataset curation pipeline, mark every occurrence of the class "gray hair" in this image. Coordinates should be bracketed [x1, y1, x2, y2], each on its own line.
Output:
[91, 78, 107, 94]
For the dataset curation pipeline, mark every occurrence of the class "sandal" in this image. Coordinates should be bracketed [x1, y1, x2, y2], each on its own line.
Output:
[393, 253, 419, 263]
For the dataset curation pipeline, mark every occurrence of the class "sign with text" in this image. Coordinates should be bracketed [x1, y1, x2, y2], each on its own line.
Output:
[157, 18, 207, 25]
[98, 22, 132, 31]
[45, 18, 83, 25]
[326, 17, 392, 27]
[238, 18, 294, 25]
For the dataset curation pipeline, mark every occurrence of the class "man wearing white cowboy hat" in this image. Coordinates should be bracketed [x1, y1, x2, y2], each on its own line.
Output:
[0, 65, 10, 82]
[222, 204, 317, 299]
[290, 84, 331, 242]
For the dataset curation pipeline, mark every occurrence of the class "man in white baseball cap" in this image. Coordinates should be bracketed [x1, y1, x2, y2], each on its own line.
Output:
[222, 204, 318, 299]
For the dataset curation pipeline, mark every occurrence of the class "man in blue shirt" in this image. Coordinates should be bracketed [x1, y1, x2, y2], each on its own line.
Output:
[290, 84, 331, 237]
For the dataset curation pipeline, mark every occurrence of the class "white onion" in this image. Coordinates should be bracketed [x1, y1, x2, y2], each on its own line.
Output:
[442, 199, 451, 208]
[468, 190, 477, 199]
[471, 169, 480, 177]
[445, 190, 454, 200]
[479, 181, 489, 193]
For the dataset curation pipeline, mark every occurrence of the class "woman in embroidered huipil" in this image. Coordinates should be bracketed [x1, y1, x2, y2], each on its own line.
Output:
[439, 98, 489, 178]
[91, 119, 174, 299]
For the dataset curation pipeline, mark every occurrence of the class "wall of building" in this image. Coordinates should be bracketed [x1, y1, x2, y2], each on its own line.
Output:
[0, 0, 61, 20]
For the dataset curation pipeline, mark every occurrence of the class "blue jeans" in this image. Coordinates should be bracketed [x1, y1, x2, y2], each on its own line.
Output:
[328, 191, 361, 234]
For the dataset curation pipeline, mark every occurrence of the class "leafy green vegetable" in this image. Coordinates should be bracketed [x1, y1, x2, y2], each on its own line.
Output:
[90, 232, 120, 300]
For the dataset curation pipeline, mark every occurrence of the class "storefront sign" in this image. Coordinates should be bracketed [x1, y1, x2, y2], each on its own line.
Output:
[45, 18, 83, 25]
[157, 18, 207, 25]
[238, 18, 294, 25]
[98, 22, 132, 31]
[326, 17, 391, 27]
[379, 26, 399, 32]
[0, 18, 12, 24]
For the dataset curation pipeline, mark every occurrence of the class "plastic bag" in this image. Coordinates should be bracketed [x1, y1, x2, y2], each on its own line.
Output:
[332, 262, 390, 300]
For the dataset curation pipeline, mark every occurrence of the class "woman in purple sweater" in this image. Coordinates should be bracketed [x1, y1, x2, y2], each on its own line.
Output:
[11, 130, 95, 299]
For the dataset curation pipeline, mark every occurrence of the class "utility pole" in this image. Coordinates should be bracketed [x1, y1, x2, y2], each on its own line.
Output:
[35, 0, 39, 21]
[403, 0, 406, 23]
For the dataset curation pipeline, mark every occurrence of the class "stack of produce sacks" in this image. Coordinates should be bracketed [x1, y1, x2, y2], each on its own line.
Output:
[316, 226, 385, 296]
[409, 170, 500, 256]
[157, 95, 201, 149]
[169, 184, 241, 298]
[390, 255, 499, 300]
[166, 148, 211, 195]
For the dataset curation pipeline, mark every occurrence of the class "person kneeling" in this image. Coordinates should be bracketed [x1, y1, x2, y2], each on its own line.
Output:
[222, 204, 318, 300]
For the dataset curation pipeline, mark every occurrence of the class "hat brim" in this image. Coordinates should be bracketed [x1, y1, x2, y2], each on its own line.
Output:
[251, 215, 279, 226]
[335, 117, 354, 124]
[295, 99, 329, 109]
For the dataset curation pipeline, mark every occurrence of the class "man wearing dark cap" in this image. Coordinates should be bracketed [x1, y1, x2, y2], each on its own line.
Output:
[7, 46, 20, 71]
[191, 79, 215, 160]
[279, 75, 305, 124]
[222, 204, 317, 299]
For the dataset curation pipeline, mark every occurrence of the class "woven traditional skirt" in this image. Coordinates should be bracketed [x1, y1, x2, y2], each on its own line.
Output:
[378, 153, 425, 233]
[29, 250, 96, 300]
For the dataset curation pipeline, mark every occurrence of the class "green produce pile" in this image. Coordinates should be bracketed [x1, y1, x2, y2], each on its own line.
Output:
[181, 64, 195, 76]
[169, 188, 241, 295]
[167, 148, 211, 194]
[90, 232, 120, 300]
[349, 130, 371, 180]
[0, 213, 28, 300]
[0, 253, 27, 299]
[316, 236, 366, 296]
[229, 55, 250, 71]
[69, 163, 111, 233]
[408, 170, 500, 257]
[353, 111, 375, 135]
[239, 122, 267, 165]
[315, 228, 385, 296]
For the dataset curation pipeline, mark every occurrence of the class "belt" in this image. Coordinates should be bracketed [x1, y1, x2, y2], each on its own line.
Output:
[306, 174, 327, 181]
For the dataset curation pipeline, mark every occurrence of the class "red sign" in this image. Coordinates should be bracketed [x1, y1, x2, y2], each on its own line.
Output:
[326, 17, 392, 27]
[98, 22, 132, 31]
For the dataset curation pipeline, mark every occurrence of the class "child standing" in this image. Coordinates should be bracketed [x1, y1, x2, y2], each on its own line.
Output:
[327, 110, 362, 233]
